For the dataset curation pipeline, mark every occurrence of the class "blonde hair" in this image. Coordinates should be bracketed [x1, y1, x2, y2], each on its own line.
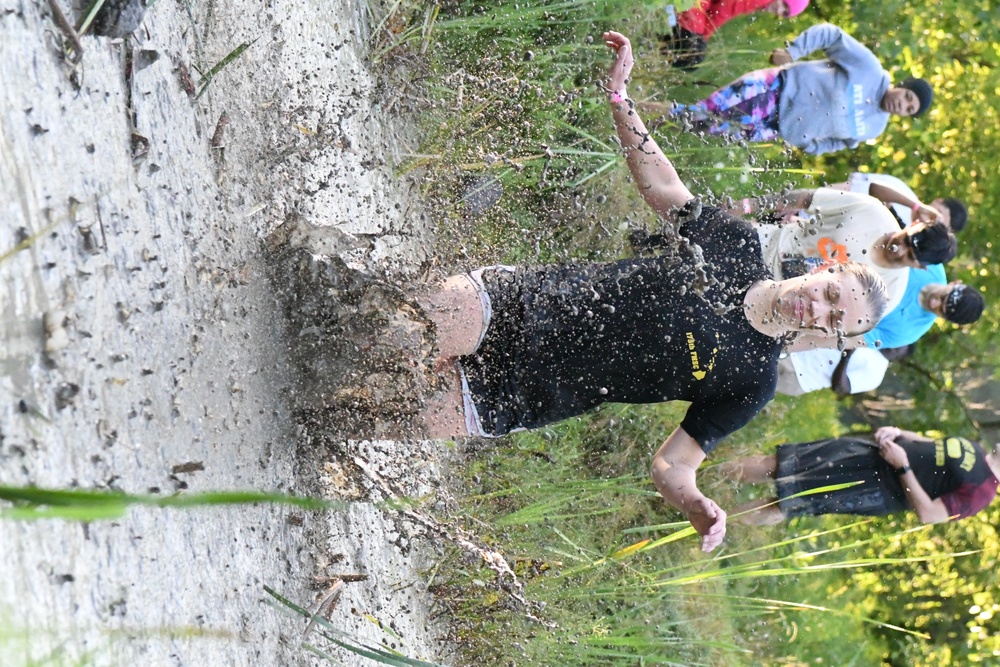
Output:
[839, 262, 889, 335]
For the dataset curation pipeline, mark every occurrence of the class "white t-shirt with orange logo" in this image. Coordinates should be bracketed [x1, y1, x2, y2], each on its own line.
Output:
[846, 172, 918, 227]
[753, 187, 908, 312]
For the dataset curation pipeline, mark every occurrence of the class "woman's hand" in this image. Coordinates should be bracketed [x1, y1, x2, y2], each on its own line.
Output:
[603, 31, 634, 99]
[878, 439, 910, 469]
[770, 48, 793, 66]
[874, 425, 902, 446]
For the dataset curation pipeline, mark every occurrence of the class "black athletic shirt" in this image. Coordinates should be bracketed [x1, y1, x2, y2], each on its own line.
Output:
[898, 436, 999, 519]
[462, 201, 782, 452]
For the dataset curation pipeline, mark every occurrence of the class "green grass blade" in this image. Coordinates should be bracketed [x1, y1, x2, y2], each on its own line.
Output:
[196, 40, 257, 100]
[0, 485, 345, 521]
[76, 0, 108, 35]
[266, 587, 448, 666]
[1, 218, 63, 262]
[549, 118, 617, 153]
[570, 158, 620, 188]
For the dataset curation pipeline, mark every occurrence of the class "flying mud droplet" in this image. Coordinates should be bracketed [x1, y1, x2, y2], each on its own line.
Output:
[54, 382, 80, 410]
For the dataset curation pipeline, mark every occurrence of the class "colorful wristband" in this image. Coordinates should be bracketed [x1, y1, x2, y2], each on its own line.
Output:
[741, 198, 752, 215]
[912, 202, 922, 214]
[609, 91, 624, 104]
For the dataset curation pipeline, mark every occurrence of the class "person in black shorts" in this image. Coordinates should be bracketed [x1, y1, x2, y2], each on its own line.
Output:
[723, 426, 1000, 525]
[413, 31, 889, 552]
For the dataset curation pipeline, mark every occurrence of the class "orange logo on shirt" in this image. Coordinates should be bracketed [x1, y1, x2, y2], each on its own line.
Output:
[813, 237, 850, 271]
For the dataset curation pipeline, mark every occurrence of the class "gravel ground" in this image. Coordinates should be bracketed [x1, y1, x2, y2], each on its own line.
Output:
[0, 0, 451, 665]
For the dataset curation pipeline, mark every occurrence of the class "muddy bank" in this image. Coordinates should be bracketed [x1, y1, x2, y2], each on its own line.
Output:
[0, 0, 449, 665]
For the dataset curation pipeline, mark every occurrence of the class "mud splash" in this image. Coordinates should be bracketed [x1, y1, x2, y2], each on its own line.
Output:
[266, 221, 442, 441]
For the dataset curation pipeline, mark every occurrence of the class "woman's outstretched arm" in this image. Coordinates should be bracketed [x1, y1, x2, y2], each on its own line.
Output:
[604, 31, 694, 221]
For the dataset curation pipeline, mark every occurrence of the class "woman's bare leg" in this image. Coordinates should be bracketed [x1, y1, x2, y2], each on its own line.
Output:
[417, 360, 471, 439]
[719, 455, 777, 484]
[733, 497, 786, 525]
[419, 275, 486, 360]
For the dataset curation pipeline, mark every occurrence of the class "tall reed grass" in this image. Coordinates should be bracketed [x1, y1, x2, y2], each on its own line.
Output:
[377, 0, 823, 273]
[429, 397, 968, 666]
[346, 6, 993, 642]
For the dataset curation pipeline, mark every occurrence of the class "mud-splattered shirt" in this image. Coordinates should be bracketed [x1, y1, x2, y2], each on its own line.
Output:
[461, 202, 782, 452]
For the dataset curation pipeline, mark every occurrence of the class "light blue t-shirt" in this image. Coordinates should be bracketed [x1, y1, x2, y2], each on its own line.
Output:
[864, 264, 946, 348]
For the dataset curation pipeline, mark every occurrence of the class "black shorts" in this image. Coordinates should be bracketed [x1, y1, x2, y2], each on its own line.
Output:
[775, 438, 908, 517]
[459, 267, 530, 436]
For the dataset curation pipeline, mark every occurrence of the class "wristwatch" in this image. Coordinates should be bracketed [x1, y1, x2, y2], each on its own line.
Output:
[895, 464, 912, 476]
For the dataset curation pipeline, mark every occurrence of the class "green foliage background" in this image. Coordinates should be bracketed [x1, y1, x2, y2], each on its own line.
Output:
[385, 0, 1000, 664]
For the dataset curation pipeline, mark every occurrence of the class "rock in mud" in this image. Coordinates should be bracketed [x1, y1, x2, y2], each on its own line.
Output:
[43, 309, 70, 353]
[89, 0, 147, 38]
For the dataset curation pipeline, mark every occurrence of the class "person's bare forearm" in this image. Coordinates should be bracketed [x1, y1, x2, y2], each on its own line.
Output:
[650, 427, 708, 510]
[650, 426, 726, 551]
[610, 99, 692, 217]
[650, 455, 704, 512]
[877, 433, 950, 523]
[876, 426, 932, 446]
[612, 101, 677, 183]
[740, 189, 815, 222]
[603, 31, 693, 219]
[868, 182, 919, 209]
[867, 183, 941, 222]
[898, 470, 950, 523]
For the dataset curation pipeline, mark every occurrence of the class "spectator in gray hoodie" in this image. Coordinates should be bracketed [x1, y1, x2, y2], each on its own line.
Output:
[663, 23, 933, 154]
